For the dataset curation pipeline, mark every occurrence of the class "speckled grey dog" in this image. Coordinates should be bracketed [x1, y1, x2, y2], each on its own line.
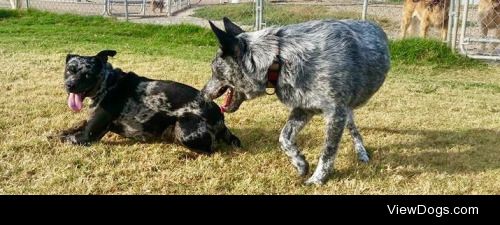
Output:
[202, 18, 390, 184]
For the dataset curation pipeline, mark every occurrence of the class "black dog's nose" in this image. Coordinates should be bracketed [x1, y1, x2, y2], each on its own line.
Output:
[65, 80, 76, 90]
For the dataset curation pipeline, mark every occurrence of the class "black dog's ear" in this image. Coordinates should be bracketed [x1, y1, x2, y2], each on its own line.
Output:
[223, 17, 245, 36]
[96, 50, 117, 63]
[209, 20, 239, 57]
[66, 54, 77, 63]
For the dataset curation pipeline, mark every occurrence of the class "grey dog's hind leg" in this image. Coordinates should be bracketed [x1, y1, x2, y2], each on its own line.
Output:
[346, 109, 370, 162]
[279, 108, 313, 177]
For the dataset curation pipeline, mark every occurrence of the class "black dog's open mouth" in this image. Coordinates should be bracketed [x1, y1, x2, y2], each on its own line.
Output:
[67, 86, 96, 112]
[67, 92, 86, 112]
[66, 82, 100, 112]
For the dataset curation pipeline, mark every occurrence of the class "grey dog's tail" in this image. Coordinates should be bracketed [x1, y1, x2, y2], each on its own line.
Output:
[217, 125, 241, 148]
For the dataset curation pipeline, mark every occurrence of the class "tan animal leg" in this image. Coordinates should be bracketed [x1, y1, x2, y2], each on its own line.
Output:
[441, 25, 448, 41]
[420, 17, 430, 38]
[494, 28, 500, 50]
[401, 9, 413, 39]
[480, 23, 488, 51]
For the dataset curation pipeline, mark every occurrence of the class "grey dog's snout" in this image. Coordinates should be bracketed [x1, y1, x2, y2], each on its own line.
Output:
[200, 88, 213, 101]
[200, 84, 215, 99]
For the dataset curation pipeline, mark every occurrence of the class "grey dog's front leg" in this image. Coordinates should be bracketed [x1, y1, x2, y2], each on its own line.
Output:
[306, 106, 347, 185]
[279, 108, 313, 177]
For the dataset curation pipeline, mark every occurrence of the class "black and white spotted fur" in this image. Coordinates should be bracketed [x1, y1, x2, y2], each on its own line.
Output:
[58, 50, 241, 154]
[201, 18, 390, 184]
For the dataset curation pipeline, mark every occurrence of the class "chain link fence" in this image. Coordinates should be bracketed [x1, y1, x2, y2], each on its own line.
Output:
[249, 0, 499, 60]
[1, 0, 499, 59]
[0, 0, 192, 18]
[459, 0, 500, 59]
[191, 0, 450, 40]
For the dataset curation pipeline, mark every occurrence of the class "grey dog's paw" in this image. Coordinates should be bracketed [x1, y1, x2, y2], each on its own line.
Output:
[304, 176, 326, 186]
[293, 157, 309, 177]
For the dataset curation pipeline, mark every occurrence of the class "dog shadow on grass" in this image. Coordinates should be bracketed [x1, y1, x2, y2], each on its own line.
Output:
[230, 126, 500, 178]
[334, 127, 500, 178]
[101, 126, 499, 176]
[100, 126, 281, 157]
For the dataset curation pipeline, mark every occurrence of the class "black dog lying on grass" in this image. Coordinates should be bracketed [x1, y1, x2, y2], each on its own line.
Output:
[55, 50, 241, 154]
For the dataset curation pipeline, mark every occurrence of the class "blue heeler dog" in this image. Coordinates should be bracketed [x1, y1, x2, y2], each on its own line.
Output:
[202, 18, 390, 184]
[56, 50, 241, 154]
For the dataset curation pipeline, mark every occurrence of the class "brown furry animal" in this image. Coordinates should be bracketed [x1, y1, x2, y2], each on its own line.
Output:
[151, 0, 165, 14]
[478, 0, 500, 51]
[400, 0, 450, 40]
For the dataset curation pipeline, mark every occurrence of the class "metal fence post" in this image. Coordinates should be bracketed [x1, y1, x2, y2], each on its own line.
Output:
[255, 0, 263, 30]
[450, 0, 460, 52]
[459, 0, 469, 55]
[168, 0, 172, 16]
[125, 0, 129, 21]
[25, 0, 29, 9]
[446, 0, 454, 47]
[142, 0, 146, 16]
[255, 0, 259, 30]
[10, 0, 21, 9]
[361, 0, 368, 20]
[103, 0, 108, 16]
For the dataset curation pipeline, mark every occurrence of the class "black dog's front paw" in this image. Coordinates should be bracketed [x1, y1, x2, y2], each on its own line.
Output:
[46, 132, 74, 144]
[60, 134, 77, 144]
[59, 133, 92, 146]
[60, 120, 88, 136]
[46, 133, 63, 141]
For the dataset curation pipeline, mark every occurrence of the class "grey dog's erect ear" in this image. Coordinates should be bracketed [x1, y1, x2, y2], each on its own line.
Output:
[208, 20, 239, 57]
[223, 17, 245, 36]
[96, 50, 117, 63]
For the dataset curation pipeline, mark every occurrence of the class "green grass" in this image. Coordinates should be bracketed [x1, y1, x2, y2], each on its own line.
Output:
[1, 9, 499, 194]
[390, 38, 485, 69]
[193, 3, 395, 29]
[0, 9, 218, 62]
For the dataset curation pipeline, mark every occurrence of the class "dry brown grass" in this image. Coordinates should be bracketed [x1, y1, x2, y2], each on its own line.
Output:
[1, 49, 499, 194]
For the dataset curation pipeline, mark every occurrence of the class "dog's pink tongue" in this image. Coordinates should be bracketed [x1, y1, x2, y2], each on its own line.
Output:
[67, 93, 83, 112]
[220, 89, 233, 113]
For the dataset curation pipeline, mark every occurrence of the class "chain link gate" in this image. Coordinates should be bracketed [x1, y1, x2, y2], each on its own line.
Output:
[459, 0, 500, 60]
[1, 0, 191, 20]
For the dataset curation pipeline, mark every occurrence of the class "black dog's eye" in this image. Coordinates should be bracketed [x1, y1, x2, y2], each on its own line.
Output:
[68, 66, 77, 73]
